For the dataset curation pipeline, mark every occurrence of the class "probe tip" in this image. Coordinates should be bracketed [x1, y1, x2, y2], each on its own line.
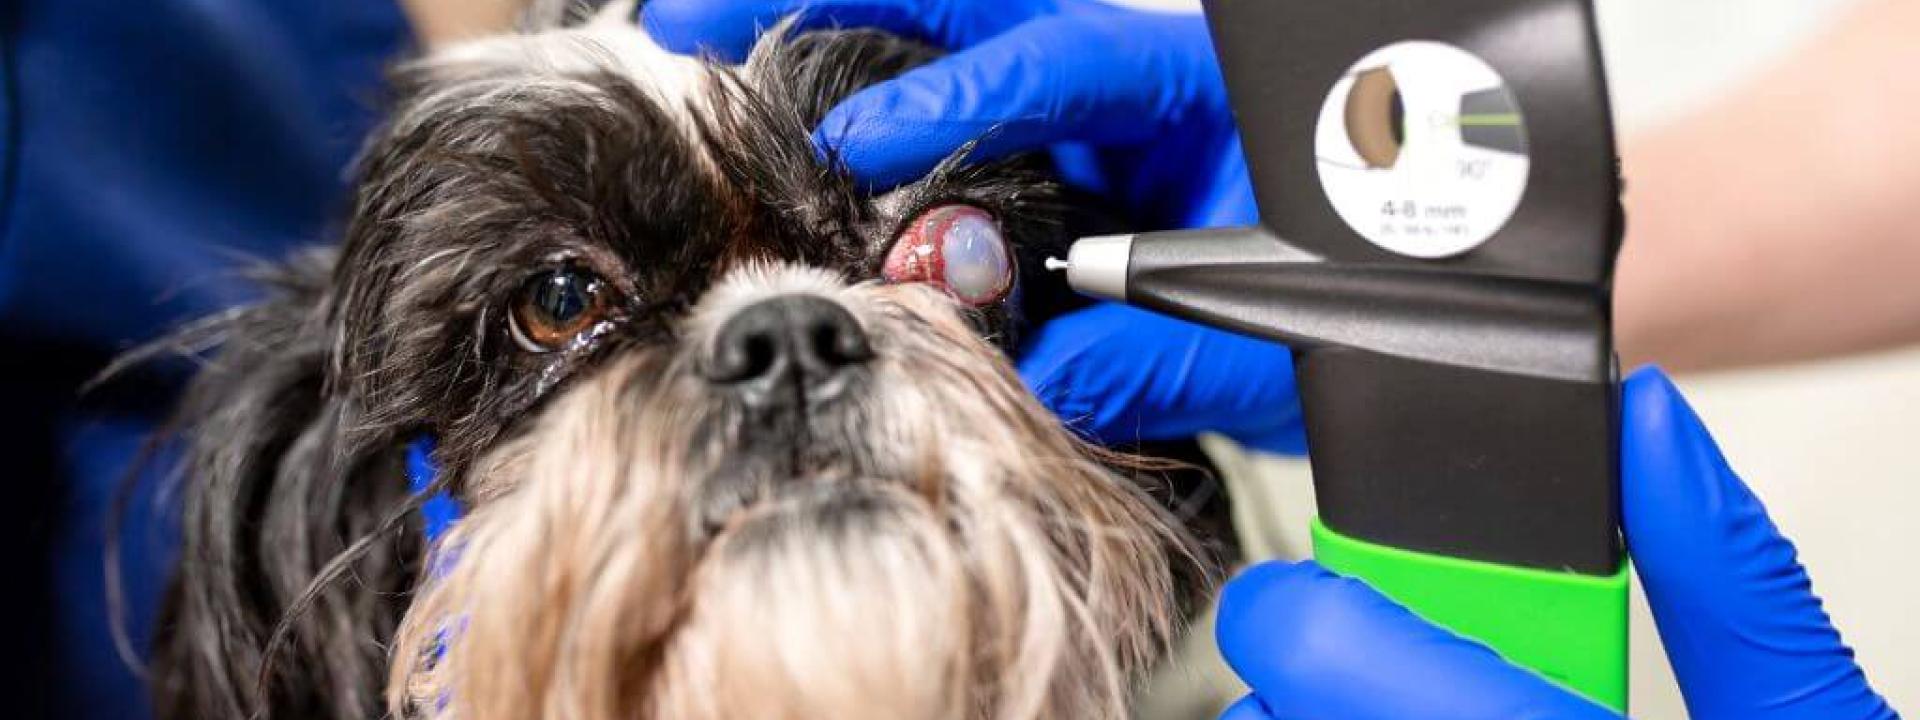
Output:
[1044, 257, 1071, 272]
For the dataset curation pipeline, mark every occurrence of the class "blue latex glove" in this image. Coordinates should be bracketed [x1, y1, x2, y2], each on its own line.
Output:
[643, 0, 1307, 453]
[643, 0, 1251, 226]
[1017, 303, 1305, 454]
[1216, 368, 1897, 720]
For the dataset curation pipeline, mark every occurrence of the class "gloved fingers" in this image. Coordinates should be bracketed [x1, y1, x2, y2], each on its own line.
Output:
[1620, 369, 1895, 719]
[1217, 695, 1275, 720]
[814, 12, 1226, 188]
[640, 0, 1046, 62]
[1015, 303, 1305, 455]
[1216, 562, 1621, 720]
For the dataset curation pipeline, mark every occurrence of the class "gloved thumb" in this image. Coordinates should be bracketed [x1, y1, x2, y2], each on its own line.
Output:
[1620, 368, 1894, 719]
[1215, 561, 1620, 720]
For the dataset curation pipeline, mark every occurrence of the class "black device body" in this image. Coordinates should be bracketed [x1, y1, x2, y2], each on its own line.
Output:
[1137, 0, 1628, 575]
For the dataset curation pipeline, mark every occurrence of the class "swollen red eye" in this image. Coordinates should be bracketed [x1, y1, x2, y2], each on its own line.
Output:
[882, 205, 1013, 306]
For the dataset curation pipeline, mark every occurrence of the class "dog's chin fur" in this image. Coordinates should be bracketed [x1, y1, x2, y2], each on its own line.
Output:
[138, 4, 1213, 719]
[394, 269, 1190, 720]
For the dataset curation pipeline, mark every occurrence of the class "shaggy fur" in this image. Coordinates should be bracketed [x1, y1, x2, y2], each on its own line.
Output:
[392, 268, 1190, 719]
[139, 5, 1214, 720]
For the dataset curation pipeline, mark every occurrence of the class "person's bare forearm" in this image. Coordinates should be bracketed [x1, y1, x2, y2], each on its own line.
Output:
[1615, 0, 1920, 371]
[399, 0, 532, 46]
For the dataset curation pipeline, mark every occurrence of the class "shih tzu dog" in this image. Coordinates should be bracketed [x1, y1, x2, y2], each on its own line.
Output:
[140, 3, 1218, 720]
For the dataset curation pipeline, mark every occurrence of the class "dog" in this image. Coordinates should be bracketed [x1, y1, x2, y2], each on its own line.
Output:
[138, 4, 1216, 719]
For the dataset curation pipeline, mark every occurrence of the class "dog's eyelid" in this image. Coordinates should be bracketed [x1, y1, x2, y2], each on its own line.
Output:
[882, 188, 998, 241]
[526, 242, 643, 294]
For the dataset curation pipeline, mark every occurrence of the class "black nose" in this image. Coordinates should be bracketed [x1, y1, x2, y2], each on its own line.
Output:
[704, 295, 873, 404]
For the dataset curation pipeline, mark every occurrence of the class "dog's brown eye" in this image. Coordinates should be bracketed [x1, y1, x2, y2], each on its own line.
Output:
[882, 205, 1013, 306]
[510, 268, 612, 352]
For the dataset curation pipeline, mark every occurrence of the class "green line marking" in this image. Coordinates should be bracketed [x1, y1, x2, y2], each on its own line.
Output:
[1456, 113, 1523, 127]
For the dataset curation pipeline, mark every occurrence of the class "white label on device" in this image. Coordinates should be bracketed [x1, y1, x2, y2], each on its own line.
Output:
[1315, 41, 1529, 259]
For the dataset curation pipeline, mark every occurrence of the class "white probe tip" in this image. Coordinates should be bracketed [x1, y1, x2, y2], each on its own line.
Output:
[1060, 234, 1133, 302]
[1044, 257, 1071, 272]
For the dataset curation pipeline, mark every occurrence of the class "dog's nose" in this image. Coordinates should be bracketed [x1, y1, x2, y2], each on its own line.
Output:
[704, 295, 873, 403]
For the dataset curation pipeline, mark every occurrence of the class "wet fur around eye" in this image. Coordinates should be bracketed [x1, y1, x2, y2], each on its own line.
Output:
[123, 6, 1226, 720]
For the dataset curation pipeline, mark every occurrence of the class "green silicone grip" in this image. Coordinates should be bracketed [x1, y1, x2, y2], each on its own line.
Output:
[1311, 518, 1629, 711]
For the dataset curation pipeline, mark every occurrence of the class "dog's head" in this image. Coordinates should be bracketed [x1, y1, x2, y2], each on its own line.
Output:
[148, 8, 1204, 720]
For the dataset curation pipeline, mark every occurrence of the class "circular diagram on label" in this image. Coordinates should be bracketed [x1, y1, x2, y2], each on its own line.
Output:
[1315, 41, 1529, 258]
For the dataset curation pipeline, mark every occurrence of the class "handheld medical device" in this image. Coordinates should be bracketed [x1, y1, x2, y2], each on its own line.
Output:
[1054, 0, 1629, 707]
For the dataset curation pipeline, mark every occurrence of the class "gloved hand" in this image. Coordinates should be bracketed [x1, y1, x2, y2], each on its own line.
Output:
[644, 0, 1306, 452]
[643, 0, 1251, 226]
[1215, 368, 1897, 720]
[1016, 303, 1304, 454]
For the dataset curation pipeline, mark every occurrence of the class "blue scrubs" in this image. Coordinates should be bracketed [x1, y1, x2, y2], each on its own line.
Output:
[1, 2, 408, 716]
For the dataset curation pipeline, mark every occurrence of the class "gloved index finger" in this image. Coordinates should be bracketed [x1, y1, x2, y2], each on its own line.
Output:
[813, 11, 1229, 188]
[640, 0, 1044, 62]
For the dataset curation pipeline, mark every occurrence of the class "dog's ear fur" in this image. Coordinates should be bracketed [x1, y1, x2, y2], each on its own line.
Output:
[145, 249, 423, 720]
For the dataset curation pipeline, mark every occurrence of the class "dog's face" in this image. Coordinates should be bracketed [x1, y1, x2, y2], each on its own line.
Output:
[337, 20, 1073, 482]
[304, 14, 1203, 720]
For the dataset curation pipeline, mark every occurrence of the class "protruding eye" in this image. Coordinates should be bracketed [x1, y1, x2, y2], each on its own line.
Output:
[509, 267, 614, 352]
[882, 205, 1013, 306]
